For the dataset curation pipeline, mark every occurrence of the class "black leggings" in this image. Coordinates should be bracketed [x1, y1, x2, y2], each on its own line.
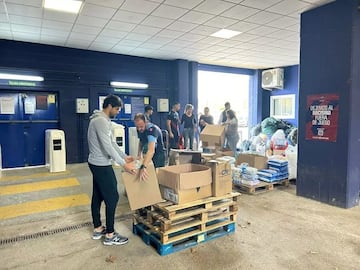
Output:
[88, 163, 119, 234]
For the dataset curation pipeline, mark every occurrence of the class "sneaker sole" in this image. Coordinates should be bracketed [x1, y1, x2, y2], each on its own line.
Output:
[92, 235, 103, 240]
[103, 240, 129, 246]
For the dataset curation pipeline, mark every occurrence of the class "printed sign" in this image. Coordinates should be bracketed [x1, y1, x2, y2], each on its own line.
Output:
[306, 93, 339, 142]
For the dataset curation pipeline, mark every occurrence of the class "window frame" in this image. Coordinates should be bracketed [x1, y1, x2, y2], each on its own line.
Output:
[270, 94, 296, 119]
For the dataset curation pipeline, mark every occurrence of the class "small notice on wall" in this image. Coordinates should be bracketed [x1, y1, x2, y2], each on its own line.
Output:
[306, 93, 339, 142]
[25, 101, 35, 114]
[0, 97, 15, 114]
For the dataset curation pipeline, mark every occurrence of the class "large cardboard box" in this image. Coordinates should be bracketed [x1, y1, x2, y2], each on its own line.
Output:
[207, 161, 233, 197]
[157, 164, 212, 204]
[200, 125, 225, 147]
[236, 153, 268, 169]
[122, 162, 163, 210]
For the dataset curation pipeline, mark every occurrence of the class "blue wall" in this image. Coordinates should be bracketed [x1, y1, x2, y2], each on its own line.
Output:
[0, 40, 175, 164]
[297, 0, 360, 208]
[261, 65, 299, 127]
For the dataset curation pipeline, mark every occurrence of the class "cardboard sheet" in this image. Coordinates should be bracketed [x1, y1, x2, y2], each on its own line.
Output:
[122, 162, 163, 210]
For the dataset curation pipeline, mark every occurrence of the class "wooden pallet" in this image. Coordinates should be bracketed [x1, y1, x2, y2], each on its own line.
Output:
[151, 192, 240, 219]
[133, 221, 236, 256]
[233, 179, 289, 195]
[134, 210, 237, 243]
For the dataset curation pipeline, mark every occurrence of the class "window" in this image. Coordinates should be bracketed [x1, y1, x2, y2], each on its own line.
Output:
[270, 94, 295, 119]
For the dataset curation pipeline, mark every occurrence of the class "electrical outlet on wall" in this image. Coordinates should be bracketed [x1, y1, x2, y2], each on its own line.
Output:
[76, 98, 89, 114]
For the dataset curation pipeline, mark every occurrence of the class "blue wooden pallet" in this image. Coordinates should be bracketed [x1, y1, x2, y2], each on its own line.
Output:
[133, 220, 236, 256]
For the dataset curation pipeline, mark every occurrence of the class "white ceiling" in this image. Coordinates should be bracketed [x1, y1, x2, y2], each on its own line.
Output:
[0, 0, 334, 69]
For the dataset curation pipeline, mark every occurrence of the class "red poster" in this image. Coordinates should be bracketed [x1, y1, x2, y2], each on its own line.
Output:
[306, 94, 339, 142]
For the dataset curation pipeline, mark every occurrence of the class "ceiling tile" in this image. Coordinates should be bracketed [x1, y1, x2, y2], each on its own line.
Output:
[285, 23, 300, 32]
[266, 29, 296, 39]
[68, 32, 97, 41]
[206, 44, 228, 52]
[116, 39, 143, 47]
[141, 42, 164, 49]
[266, 16, 298, 29]
[106, 20, 136, 31]
[99, 29, 128, 39]
[267, 0, 312, 15]
[194, 0, 236, 15]
[163, 0, 204, 9]
[5, 3, 42, 18]
[0, 13, 8, 23]
[9, 15, 41, 27]
[89, 42, 114, 51]
[231, 33, 258, 42]
[156, 29, 184, 39]
[221, 5, 259, 20]
[247, 25, 278, 35]
[146, 36, 173, 44]
[141, 16, 173, 28]
[227, 21, 259, 33]
[41, 28, 69, 38]
[178, 11, 214, 24]
[244, 11, 282, 24]
[125, 33, 152, 42]
[12, 31, 40, 40]
[76, 15, 109, 28]
[152, 5, 189, 20]
[216, 39, 243, 47]
[94, 36, 121, 45]
[40, 34, 65, 43]
[80, 3, 117, 19]
[11, 24, 40, 34]
[196, 36, 223, 45]
[110, 45, 133, 54]
[85, 0, 125, 8]
[66, 40, 92, 49]
[249, 36, 278, 44]
[42, 20, 73, 31]
[178, 33, 205, 42]
[167, 21, 198, 32]
[44, 10, 78, 23]
[240, 0, 283, 9]
[190, 25, 220, 36]
[112, 10, 147, 24]
[5, 0, 42, 7]
[167, 39, 194, 47]
[72, 24, 102, 35]
[204, 16, 238, 28]
[121, 0, 160, 15]
[132, 25, 162, 35]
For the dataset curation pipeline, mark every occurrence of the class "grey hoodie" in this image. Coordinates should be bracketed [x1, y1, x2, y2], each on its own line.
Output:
[87, 110, 126, 166]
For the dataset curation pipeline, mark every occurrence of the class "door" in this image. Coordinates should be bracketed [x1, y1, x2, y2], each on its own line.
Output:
[0, 92, 59, 168]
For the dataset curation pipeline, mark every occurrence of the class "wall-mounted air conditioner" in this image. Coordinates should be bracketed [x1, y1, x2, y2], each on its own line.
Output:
[262, 68, 284, 90]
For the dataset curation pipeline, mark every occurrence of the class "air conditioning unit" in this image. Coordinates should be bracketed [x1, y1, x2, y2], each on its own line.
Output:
[262, 68, 284, 90]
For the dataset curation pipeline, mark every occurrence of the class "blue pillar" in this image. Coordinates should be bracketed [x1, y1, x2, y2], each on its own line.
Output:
[297, 0, 360, 208]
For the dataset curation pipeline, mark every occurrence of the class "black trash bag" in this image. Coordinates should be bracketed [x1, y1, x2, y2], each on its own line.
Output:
[287, 128, 298, 146]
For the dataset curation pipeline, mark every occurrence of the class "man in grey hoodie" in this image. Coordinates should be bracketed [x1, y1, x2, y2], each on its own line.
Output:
[88, 94, 136, 246]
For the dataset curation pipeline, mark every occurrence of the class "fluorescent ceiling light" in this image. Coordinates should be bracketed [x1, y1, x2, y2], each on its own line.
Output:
[110, 81, 148, 89]
[0, 73, 44, 81]
[211, 29, 241, 39]
[44, 0, 83, 14]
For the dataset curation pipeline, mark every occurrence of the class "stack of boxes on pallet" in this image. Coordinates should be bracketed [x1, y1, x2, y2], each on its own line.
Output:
[123, 125, 240, 255]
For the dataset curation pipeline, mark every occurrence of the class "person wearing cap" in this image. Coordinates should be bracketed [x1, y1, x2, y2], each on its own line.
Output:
[144, 105, 153, 122]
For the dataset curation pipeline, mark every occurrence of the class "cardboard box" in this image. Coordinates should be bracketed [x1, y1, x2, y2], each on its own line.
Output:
[215, 148, 234, 157]
[207, 161, 233, 197]
[168, 149, 202, 165]
[157, 164, 212, 204]
[236, 153, 268, 169]
[200, 125, 225, 147]
[122, 162, 163, 210]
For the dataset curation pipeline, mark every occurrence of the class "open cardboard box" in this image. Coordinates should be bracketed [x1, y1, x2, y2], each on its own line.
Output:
[200, 125, 225, 147]
[157, 164, 212, 204]
[236, 153, 268, 169]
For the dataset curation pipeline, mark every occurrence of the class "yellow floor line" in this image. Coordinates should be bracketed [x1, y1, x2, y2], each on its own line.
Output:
[0, 171, 70, 182]
[0, 194, 90, 220]
[0, 178, 80, 196]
